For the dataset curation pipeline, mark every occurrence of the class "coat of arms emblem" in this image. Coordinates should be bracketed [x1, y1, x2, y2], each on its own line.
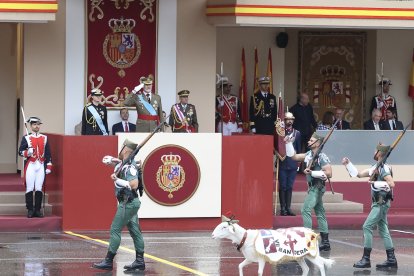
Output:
[103, 17, 141, 77]
[156, 153, 186, 199]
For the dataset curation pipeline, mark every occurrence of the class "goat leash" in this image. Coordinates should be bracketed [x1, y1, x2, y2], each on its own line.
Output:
[237, 232, 248, 251]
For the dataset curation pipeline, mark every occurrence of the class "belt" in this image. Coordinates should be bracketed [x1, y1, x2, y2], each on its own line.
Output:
[138, 114, 159, 123]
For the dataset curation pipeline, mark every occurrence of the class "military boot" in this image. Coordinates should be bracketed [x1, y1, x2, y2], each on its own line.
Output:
[354, 247, 371, 268]
[25, 191, 34, 218]
[376, 248, 398, 269]
[279, 190, 287, 216]
[319, 232, 331, 251]
[93, 251, 116, 270]
[285, 189, 296, 216]
[124, 251, 145, 271]
[34, 191, 44, 218]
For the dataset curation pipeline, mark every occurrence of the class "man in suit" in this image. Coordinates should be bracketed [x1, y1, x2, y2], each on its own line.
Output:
[334, 107, 351, 130]
[249, 76, 277, 135]
[169, 90, 198, 132]
[364, 109, 390, 130]
[385, 107, 403, 130]
[112, 108, 136, 135]
[124, 75, 163, 132]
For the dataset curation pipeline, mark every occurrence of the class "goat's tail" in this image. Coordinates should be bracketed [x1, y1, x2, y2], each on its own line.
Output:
[322, 257, 335, 269]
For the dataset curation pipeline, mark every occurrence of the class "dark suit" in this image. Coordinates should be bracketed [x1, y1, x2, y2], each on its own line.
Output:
[335, 120, 351, 130]
[363, 120, 389, 130]
[386, 120, 404, 130]
[112, 121, 136, 135]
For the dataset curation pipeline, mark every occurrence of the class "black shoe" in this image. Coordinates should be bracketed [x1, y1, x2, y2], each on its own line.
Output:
[279, 190, 287, 216]
[285, 190, 296, 216]
[93, 251, 116, 271]
[124, 252, 145, 271]
[319, 232, 331, 251]
[33, 210, 43, 218]
[27, 210, 34, 218]
[376, 248, 398, 269]
[354, 248, 371, 268]
[280, 207, 288, 216]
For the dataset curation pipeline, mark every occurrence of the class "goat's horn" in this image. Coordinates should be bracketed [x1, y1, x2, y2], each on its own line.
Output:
[221, 215, 230, 222]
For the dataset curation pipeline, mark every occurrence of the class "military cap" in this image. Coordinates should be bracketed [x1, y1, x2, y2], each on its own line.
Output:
[312, 132, 324, 143]
[27, 116, 42, 124]
[378, 77, 392, 85]
[258, 76, 271, 84]
[178, 90, 190, 97]
[91, 88, 103, 96]
[140, 75, 153, 85]
[285, 112, 295, 120]
[376, 143, 390, 153]
[123, 139, 138, 151]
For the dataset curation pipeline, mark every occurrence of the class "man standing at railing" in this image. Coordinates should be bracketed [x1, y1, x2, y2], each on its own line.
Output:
[169, 90, 199, 133]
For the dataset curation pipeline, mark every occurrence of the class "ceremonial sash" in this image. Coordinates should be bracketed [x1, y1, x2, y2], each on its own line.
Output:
[173, 104, 190, 132]
[222, 96, 234, 114]
[138, 94, 157, 115]
[87, 105, 108, 135]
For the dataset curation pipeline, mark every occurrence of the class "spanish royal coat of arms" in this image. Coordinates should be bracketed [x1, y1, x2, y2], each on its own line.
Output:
[156, 154, 186, 199]
[103, 17, 141, 78]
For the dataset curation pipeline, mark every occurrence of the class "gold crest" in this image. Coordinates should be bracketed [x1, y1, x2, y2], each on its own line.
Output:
[156, 153, 186, 199]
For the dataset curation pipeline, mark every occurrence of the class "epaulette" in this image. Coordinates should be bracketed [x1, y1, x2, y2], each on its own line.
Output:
[86, 103, 92, 107]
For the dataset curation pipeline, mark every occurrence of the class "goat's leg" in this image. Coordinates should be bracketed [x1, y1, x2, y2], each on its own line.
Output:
[238, 259, 251, 276]
[257, 258, 266, 276]
[297, 257, 309, 276]
[306, 256, 325, 276]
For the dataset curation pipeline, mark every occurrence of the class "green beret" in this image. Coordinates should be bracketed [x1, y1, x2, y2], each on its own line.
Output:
[376, 144, 390, 153]
[123, 139, 138, 150]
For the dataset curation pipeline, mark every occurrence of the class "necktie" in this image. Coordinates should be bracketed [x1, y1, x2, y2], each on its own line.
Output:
[392, 120, 396, 130]
[375, 123, 379, 130]
[146, 94, 151, 102]
[339, 121, 342, 130]
[125, 122, 129, 132]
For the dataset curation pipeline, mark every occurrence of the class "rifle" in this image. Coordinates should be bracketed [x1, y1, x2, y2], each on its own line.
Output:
[307, 118, 340, 194]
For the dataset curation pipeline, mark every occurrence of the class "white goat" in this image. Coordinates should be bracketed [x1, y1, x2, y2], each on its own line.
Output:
[212, 216, 334, 276]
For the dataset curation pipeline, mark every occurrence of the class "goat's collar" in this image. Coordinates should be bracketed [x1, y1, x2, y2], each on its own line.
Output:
[236, 231, 247, 251]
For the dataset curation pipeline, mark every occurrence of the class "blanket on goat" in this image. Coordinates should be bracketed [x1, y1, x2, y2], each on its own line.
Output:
[254, 227, 318, 263]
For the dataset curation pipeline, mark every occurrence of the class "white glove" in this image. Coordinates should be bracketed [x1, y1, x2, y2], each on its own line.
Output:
[311, 170, 327, 181]
[27, 148, 34, 157]
[345, 161, 358, 178]
[132, 83, 144, 94]
[45, 169, 51, 174]
[251, 128, 256, 133]
[115, 178, 131, 190]
[378, 101, 384, 108]
[237, 128, 242, 133]
[219, 100, 224, 107]
[371, 181, 390, 192]
[286, 142, 295, 157]
[102, 155, 115, 165]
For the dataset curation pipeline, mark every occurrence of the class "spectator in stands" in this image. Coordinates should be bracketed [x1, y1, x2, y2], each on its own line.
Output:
[334, 107, 351, 130]
[364, 109, 389, 130]
[317, 111, 337, 130]
[385, 107, 403, 130]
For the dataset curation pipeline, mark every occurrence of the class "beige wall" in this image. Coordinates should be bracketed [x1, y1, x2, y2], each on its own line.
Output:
[22, 0, 66, 135]
[0, 24, 18, 172]
[177, 0, 216, 132]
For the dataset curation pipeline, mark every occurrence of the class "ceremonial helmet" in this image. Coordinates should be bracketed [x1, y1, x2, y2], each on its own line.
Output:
[27, 116, 42, 124]
[91, 88, 103, 96]
[285, 112, 295, 120]
[378, 77, 392, 86]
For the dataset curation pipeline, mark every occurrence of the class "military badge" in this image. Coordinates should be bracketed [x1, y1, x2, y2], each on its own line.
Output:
[103, 17, 141, 78]
[156, 154, 185, 199]
[275, 118, 285, 137]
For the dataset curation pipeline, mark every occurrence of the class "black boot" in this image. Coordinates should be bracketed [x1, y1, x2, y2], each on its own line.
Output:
[34, 191, 43, 218]
[25, 191, 34, 218]
[376, 248, 398, 269]
[319, 232, 331, 251]
[285, 190, 296, 216]
[279, 190, 287, 216]
[124, 251, 145, 271]
[93, 251, 116, 270]
[354, 247, 371, 268]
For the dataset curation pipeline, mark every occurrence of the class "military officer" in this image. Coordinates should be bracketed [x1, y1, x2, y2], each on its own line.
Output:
[18, 117, 52, 218]
[370, 77, 397, 120]
[124, 75, 163, 132]
[249, 76, 277, 135]
[169, 90, 198, 133]
[343, 144, 397, 270]
[81, 88, 109, 135]
[216, 78, 242, 135]
[93, 139, 145, 272]
[285, 132, 332, 251]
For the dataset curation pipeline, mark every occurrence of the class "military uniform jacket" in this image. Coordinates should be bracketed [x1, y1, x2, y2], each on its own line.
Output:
[169, 103, 198, 133]
[81, 103, 109, 135]
[249, 91, 277, 135]
[18, 133, 52, 170]
[124, 92, 163, 132]
[114, 160, 140, 202]
[216, 94, 241, 124]
[370, 163, 392, 204]
[304, 151, 330, 188]
[370, 94, 397, 119]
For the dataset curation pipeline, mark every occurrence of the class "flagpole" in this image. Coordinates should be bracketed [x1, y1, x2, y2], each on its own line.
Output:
[275, 158, 280, 215]
[220, 62, 224, 134]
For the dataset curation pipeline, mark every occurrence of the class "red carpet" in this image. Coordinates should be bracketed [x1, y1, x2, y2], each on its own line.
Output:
[0, 215, 62, 232]
[0, 173, 24, 191]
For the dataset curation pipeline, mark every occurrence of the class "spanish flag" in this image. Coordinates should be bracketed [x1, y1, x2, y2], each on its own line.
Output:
[409, 48, 414, 100]
[267, 48, 273, 94]
[253, 47, 259, 93]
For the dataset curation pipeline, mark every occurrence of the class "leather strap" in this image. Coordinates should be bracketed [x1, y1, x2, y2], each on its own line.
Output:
[237, 232, 247, 251]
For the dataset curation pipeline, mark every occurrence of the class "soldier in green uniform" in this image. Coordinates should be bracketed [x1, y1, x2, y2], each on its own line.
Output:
[125, 75, 163, 132]
[285, 132, 332, 251]
[342, 144, 397, 270]
[169, 90, 199, 133]
[81, 88, 109, 135]
[92, 139, 145, 272]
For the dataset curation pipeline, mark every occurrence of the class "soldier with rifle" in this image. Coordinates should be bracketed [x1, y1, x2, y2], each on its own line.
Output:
[284, 121, 338, 251]
[342, 124, 409, 270]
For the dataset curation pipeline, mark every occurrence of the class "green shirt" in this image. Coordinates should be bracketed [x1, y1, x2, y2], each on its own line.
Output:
[114, 160, 139, 198]
[304, 150, 330, 183]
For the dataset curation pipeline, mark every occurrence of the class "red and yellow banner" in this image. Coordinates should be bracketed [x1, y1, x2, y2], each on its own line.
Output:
[87, 0, 157, 107]
[0, 0, 57, 13]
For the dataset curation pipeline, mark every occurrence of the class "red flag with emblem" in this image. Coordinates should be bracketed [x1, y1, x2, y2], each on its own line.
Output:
[267, 48, 273, 94]
[239, 48, 249, 131]
[253, 47, 259, 93]
[274, 94, 286, 160]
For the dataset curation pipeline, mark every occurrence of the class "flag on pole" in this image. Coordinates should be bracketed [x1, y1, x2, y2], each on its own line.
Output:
[253, 47, 259, 93]
[267, 48, 273, 94]
[239, 48, 248, 131]
[409, 48, 414, 100]
[274, 93, 286, 160]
